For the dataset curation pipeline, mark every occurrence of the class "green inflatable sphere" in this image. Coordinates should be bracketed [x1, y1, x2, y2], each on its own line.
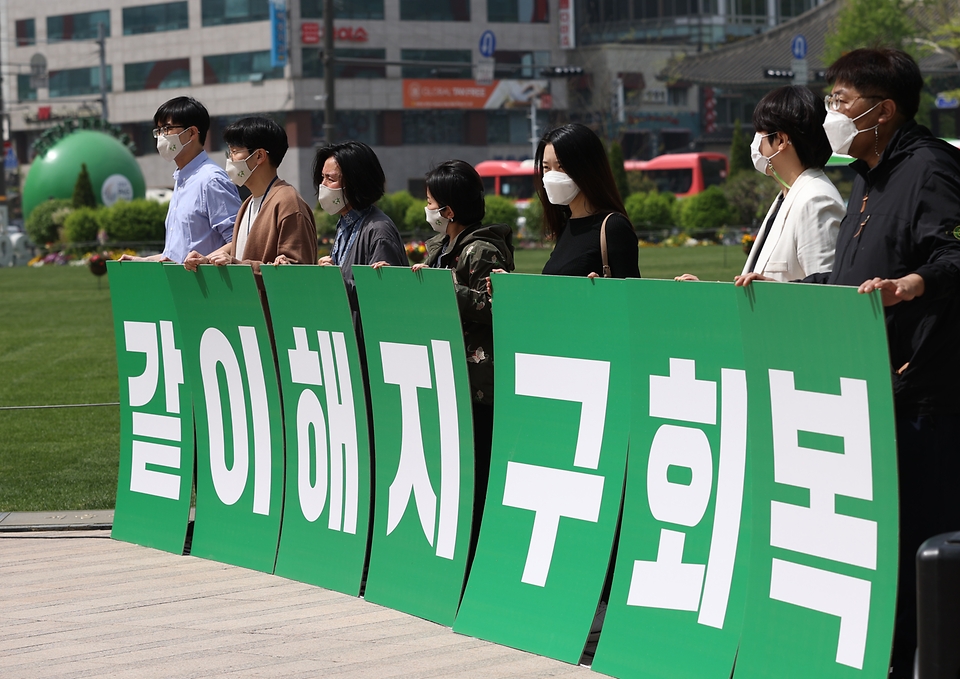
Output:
[22, 130, 146, 219]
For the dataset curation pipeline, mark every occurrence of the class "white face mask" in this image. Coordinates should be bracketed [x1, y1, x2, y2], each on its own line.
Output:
[541, 170, 581, 205]
[751, 132, 791, 189]
[318, 183, 346, 215]
[225, 152, 257, 187]
[822, 101, 882, 155]
[157, 129, 190, 162]
[425, 206, 450, 233]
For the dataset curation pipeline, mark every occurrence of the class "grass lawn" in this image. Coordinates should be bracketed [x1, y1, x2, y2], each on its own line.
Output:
[0, 266, 120, 511]
[0, 244, 746, 511]
[514, 243, 747, 281]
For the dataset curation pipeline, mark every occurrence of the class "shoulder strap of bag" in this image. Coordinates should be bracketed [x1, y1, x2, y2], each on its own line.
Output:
[600, 213, 614, 278]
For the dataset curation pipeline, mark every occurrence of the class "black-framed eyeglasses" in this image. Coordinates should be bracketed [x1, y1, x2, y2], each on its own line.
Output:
[152, 125, 185, 138]
[823, 93, 883, 112]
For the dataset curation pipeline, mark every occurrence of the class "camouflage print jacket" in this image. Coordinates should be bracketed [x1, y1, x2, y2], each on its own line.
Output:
[424, 222, 515, 405]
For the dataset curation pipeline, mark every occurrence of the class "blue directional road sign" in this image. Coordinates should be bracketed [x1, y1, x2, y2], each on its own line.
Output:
[791, 34, 808, 60]
[479, 30, 497, 58]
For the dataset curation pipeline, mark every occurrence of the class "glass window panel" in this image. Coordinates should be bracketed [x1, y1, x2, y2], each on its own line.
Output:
[487, 110, 531, 144]
[493, 50, 550, 78]
[302, 48, 386, 78]
[309, 110, 381, 145]
[487, 0, 548, 22]
[125, 59, 191, 91]
[47, 11, 111, 42]
[16, 19, 36, 47]
[18, 75, 37, 102]
[400, 0, 470, 21]
[300, 0, 385, 19]
[123, 2, 189, 35]
[402, 111, 464, 144]
[400, 49, 472, 78]
[201, 0, 269, 26]
[203, 51, 284, 83]
[48, 66, 112, 98]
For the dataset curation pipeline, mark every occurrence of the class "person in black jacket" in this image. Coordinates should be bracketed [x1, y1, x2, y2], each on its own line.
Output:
[535, 124, 641, 278]
[789, 48, 959, 678]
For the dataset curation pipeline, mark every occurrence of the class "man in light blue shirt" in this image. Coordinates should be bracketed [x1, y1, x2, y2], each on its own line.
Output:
[121, 97, 240, 263]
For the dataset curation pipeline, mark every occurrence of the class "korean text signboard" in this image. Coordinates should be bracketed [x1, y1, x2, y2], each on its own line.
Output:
[109, 265, 899, 679]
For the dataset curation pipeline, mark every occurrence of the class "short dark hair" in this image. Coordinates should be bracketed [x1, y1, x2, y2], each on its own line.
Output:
[222, 116, 288, 167]
[425, 160, 485, 227]
[535, 123, 628, 239]
[312, 141, 385, 210]
[154, 96, 210, 144]
[753, 85, 833, 169]
[826, 47, 923, 120]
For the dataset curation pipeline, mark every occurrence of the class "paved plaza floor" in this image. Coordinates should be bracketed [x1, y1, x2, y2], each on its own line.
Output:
[0, 523, 601, 679]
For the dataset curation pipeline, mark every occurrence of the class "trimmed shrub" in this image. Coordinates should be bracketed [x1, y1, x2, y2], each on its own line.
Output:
[25, 199, 73, 247]
[625, 191, 676, 228]
[378, 190, 417, 230]
[313, 206, 339, 236]
[677, 186, 737, 232]
[521, 197, 544, 240]
[63, 207, 102, 244]
[403, 200, 429, 232]
[101, 199, 167, 242]
[482, 195, 519, 231]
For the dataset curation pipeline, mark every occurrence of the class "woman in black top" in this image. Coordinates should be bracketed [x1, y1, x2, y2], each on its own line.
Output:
[537, 124, 641, 278]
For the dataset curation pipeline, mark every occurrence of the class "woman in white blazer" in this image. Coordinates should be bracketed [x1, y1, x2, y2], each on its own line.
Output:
[677, 86, 843, 283]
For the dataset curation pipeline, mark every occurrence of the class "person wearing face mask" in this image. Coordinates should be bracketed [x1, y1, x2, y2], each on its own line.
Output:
[119, 97, 240, 263]
[678, 86, 842, 283]
[769, 48, 960, 679]
[373, 161, 515, 559]
[537, 124, 641, 279]
[312, 141, 406, 315]
[183, 117, 316, 272]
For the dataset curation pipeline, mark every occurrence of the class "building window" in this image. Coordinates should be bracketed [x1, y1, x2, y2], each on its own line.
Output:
[493, 50, 550, 78]
[201, 0, 269, 27]
[47, 11, 111, 42]
[203, 51, 284, 84]
[401, 49, 472, 79]
[402, 111, 464, 144]
[125, 59, 191, 91]
[667, 86, 689, 107]
[400, 0, 470, 21]
[310, 111, 380, 145]
[488, 0, 548, 22]
[16, 19, 36, 47]
[779, 0, 814, 19]
[18, 75, 37, 102]
[487, 110, 529, 144]
[48, 66, 112, 98]
[123, 2, 189, 35]
[300, 0, 384, 19]
[730, 0, 766, 18]
[302, 48, 386, 78]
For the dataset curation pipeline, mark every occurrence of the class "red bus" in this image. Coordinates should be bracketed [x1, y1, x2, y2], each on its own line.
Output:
[624, 152, 728, 198]
[475, 160, 537, 207]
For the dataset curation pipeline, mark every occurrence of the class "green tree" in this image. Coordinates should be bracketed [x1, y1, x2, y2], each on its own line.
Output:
[101, 199, 167, 242]
[824, 0, 917, 66]
[403, 200, 429, 233]
[72, 163, 97, 209]
[728, 119, 752, 177]
[625, 191, 676, 228]
[521, 198, 544, 240]
[608, 141, 630, 201]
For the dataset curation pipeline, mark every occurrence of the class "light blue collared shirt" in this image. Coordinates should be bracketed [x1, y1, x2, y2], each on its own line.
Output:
[161, 150, 241, 263]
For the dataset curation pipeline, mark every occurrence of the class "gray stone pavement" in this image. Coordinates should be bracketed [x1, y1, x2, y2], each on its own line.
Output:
[0, 527, 605, 679]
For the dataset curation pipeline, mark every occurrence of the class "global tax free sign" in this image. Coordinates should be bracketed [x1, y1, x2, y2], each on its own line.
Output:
[108, 261, 898, 679]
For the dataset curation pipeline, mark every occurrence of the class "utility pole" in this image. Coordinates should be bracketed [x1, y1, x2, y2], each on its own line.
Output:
[97, 23, 108, 121]
[529, 97, 537, 159]
[323, 0, 335, 144]
[0, 27, 6, 206]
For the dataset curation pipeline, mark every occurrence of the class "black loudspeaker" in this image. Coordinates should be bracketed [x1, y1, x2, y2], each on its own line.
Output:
[916, 531, 960, 679]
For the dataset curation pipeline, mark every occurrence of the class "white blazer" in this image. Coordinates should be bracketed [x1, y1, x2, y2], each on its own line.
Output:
[741, 168, 844, 282]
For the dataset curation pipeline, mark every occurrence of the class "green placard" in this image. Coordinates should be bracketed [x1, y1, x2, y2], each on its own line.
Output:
[260, 265, 371, 595]
[164, 264, 285, 573]
[454, 273, 631, 664]
[593, 279, 750, 679]
[732, 283, 897, 678]
[353, 266, 475, 626]
[108, 261, 194, 554]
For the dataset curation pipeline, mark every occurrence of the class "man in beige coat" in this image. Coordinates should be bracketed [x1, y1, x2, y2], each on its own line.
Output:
[185, 116, 316, 272]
